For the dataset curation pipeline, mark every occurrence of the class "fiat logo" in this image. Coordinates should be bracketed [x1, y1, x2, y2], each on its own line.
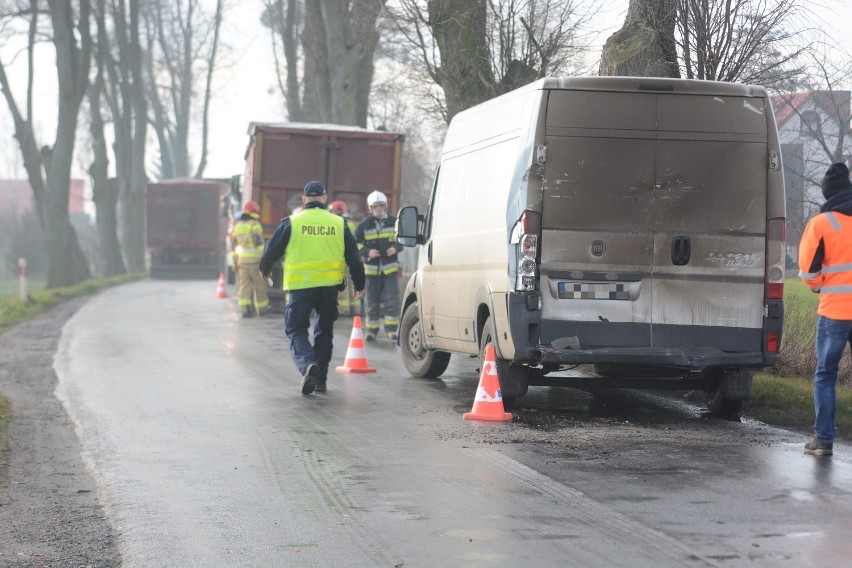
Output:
[590, 240, 606, 257]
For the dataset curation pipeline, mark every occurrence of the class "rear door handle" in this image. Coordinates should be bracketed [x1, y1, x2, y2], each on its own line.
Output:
[671, 235, 691, 266]
[428, 241, 433, 264]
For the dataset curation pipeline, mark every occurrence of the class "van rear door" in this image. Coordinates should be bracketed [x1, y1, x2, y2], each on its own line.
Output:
[539, 87, 767, 356]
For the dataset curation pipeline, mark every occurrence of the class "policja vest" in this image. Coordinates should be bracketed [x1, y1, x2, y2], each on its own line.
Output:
[799, 210, 852, 319]
[283, 208, 346, 290]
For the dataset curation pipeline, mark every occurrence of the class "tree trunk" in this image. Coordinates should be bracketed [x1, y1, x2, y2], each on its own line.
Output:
[599, 0, 680, 78]
[88, 14, 127, 277]
[320, 0, 382, 127]
[280, 0, 303, 120]
[126, 0, 148, 272]
[45, 0, 94, 286]
[302, 0, 333, 122]
[427, 0, 495, 122]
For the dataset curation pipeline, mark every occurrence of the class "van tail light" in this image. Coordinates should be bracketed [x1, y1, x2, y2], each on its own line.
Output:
[767, 331, 780, 353]
[511, 210, 541, 292]
[765, 218, 786, 299]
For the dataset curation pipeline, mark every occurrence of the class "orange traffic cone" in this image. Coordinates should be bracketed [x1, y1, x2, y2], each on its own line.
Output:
[463, 345, 513, 422]
[215, 272, 228, 299]
[335, 316, 377, 373]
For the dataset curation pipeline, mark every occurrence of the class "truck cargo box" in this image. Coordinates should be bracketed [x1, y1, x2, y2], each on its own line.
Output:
[146, 178, 230, 279]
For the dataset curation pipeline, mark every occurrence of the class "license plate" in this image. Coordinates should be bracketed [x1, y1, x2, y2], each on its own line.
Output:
[558, 282, 629, 300]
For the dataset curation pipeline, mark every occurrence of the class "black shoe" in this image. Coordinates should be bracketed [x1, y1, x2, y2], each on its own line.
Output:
[804, 437, 833, 456]
[314, 383, 327, 392]
[365, 332, 376, 342]
[242, 311, 255, 318]
[302, 364, 318, 395]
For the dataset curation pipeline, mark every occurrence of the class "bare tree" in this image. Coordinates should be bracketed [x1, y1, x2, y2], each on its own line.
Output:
[0, 0, 93, 288]
[388, 0, 593, 123]
[262, 0, 384, 127]
[600, 0, 680, 77]
[601, 0, 807, 87]
[99, 0, 147, 272]
[87, 0, 127, 277]
[142, 0, 223, 178]
[675, 0, 806, 87]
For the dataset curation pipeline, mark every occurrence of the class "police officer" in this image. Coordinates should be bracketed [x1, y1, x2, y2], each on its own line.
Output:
[355, 190, 401, 341]
[798, 162, 852, 456]
[231, 200, 269, 317]
[260, 181, 366, 395]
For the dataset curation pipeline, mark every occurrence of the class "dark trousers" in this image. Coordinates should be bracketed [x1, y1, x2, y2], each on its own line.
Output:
[365, 272, 401, 335]
[284, 286, 339, 386]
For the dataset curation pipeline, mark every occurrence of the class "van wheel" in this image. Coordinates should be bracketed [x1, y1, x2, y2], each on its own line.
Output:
[480, 316, 529, 401]
[705, 369, 752, 418]
[400, 301, 451, 378]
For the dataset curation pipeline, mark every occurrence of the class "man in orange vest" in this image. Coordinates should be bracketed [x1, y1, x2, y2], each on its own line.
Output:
[798, 162, 852, 457]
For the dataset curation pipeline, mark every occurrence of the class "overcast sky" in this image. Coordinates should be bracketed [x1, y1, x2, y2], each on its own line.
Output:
[1, 0, 851, 186]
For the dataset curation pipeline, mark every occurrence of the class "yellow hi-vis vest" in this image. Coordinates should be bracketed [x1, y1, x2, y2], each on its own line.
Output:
[232, 218, 264, 261]
[283, 208, 346, 290]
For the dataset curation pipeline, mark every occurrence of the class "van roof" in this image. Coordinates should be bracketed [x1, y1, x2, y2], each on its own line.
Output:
[537, 76, 769, 98]
[451, 77, 770, 125]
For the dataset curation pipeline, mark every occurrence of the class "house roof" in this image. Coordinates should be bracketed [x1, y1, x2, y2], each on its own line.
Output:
[772, 91, 851, 131]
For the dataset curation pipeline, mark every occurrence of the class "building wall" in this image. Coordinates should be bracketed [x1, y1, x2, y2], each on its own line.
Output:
[0, 179, 85, 220]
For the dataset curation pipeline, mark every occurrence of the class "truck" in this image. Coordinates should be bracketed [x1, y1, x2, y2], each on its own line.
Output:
[241, 122, 405, 310]
[146, 178, 231, 279]
[395, 76, 786, 417]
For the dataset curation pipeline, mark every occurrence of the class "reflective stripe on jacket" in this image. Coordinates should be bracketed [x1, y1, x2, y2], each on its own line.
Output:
[798, 210, 852, 319]
[356, 215, 399, 276]
[232, 218, 264, 261]
[283, 209, 346, 290]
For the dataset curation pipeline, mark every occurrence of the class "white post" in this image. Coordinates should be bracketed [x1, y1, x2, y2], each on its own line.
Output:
[18, 257, 27, 302]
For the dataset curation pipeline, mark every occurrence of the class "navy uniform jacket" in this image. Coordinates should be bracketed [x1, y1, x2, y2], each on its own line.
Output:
[260, 201, 366, 292]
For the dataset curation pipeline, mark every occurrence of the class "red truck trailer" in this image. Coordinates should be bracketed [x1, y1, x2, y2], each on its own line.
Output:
[146, 178, 231, 279]
[242, 122, 404, 308]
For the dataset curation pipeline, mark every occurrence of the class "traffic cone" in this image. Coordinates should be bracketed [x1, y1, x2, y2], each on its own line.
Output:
[463, 345, 513, 422]
[335, 316, 377, 373]
[215, 272, 228, 298]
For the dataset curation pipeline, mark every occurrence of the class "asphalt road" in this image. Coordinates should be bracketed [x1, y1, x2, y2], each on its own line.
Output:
[53, 279, 852, 567]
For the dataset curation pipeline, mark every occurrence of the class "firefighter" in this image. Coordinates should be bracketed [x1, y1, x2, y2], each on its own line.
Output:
[355, 190, 400, 341]
[260, 181, 366, 394]
[329, 200, 360, 316]
[798, 162, 852, 457]
[231, 200, 269, 318]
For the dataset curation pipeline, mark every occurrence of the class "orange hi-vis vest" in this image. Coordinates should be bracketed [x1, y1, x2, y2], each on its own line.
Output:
[799, 210, 852, 319]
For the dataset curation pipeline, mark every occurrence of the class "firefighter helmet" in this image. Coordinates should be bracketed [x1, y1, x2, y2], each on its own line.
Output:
[328, 200, 348, 216]
[243, 200, 261, 215]
[367, 191, 387, 210]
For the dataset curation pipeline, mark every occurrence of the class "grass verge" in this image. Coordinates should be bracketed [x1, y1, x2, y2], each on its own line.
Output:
[0, 273, 147, 334]
[746, 372, 851, 441]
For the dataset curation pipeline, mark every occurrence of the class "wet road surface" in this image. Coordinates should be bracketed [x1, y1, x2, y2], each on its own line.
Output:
[55, 280, 852, 567]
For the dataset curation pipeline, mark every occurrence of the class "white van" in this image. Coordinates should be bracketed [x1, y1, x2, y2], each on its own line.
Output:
[396, 77, 786, 416]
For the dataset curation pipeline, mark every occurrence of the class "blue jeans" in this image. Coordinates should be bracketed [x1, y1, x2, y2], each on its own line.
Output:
[284, 286, 340, 387]
[814, 315, 852, 444]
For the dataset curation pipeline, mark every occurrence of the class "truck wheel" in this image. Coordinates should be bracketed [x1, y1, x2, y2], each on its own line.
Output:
[705, 369, 752, 418]
[480, 316, 529, 407]
[400, 302, 450, 378]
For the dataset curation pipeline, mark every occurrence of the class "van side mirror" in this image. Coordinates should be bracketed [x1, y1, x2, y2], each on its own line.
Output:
[396, 205, 421, 247]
